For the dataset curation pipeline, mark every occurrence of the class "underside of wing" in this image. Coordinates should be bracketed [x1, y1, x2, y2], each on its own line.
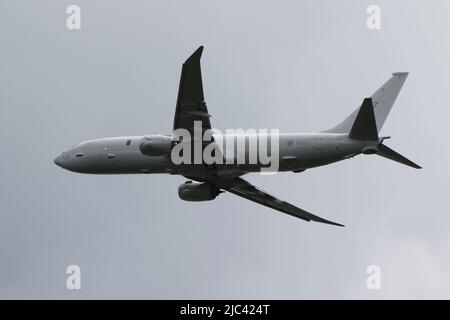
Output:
[207, 176, 344, 227]
[173, 46, 212, 136]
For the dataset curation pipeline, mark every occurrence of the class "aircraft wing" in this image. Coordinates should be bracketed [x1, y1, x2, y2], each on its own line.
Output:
[209, 176, 344, 227]
[173, 46, 212, 137]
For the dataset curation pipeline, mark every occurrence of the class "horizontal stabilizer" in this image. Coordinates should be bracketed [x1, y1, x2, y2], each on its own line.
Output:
[376, 144, 422, 169]
[349, 98, 379, 141]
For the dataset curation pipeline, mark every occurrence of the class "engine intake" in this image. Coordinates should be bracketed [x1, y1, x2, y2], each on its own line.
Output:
[139, 135, 172, 156]
[178, 181, 222, 201]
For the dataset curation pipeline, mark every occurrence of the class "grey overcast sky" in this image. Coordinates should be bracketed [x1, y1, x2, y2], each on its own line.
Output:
[1, 0, 449, 299]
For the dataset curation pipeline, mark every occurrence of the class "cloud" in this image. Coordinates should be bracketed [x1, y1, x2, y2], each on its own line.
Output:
[350, 232, 450, 299]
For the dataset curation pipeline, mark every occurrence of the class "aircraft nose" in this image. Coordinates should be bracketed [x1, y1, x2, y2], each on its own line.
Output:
[54, 154, 63, 167]
[54, 152, 94, 173]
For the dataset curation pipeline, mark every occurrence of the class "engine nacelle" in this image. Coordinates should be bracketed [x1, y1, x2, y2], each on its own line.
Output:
[139, 135, 172, 156]
[178, 181, 222, 202]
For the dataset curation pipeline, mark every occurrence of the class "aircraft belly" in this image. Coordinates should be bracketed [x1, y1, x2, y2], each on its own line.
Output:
[278, 142, 363, 171]
[92, 152, 171, 174]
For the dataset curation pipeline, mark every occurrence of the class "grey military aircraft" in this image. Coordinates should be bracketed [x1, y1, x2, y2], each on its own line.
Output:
[54, 46, 421, 227]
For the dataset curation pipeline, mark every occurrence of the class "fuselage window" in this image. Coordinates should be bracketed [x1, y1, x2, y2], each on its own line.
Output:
[126, 140, 131, 146]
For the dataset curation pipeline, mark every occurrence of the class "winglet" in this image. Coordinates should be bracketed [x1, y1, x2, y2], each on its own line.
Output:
[185, 46, 204, 63]
[309, 215, 345, 227]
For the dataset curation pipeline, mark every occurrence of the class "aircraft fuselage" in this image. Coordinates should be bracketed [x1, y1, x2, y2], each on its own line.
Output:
[54, 133, 379, 177]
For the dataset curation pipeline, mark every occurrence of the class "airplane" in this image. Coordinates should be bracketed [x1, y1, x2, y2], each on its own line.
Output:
[54, 46, 421, 227]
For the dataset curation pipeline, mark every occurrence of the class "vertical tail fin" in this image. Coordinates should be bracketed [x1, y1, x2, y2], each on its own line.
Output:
[323, 72, 409, 133]
[322, 72, 421, 169]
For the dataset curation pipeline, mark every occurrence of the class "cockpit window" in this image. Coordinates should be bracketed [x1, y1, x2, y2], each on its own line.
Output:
[75, 153, 84, 158]
[126, 140, 131, 146]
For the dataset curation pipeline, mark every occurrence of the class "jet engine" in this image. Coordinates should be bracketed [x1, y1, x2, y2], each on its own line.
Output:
[178, 181, 223, 201]
[139, 135, 172, 156]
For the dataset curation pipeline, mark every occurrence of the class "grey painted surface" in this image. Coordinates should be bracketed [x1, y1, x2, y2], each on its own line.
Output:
[0, 0, 448, 299]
